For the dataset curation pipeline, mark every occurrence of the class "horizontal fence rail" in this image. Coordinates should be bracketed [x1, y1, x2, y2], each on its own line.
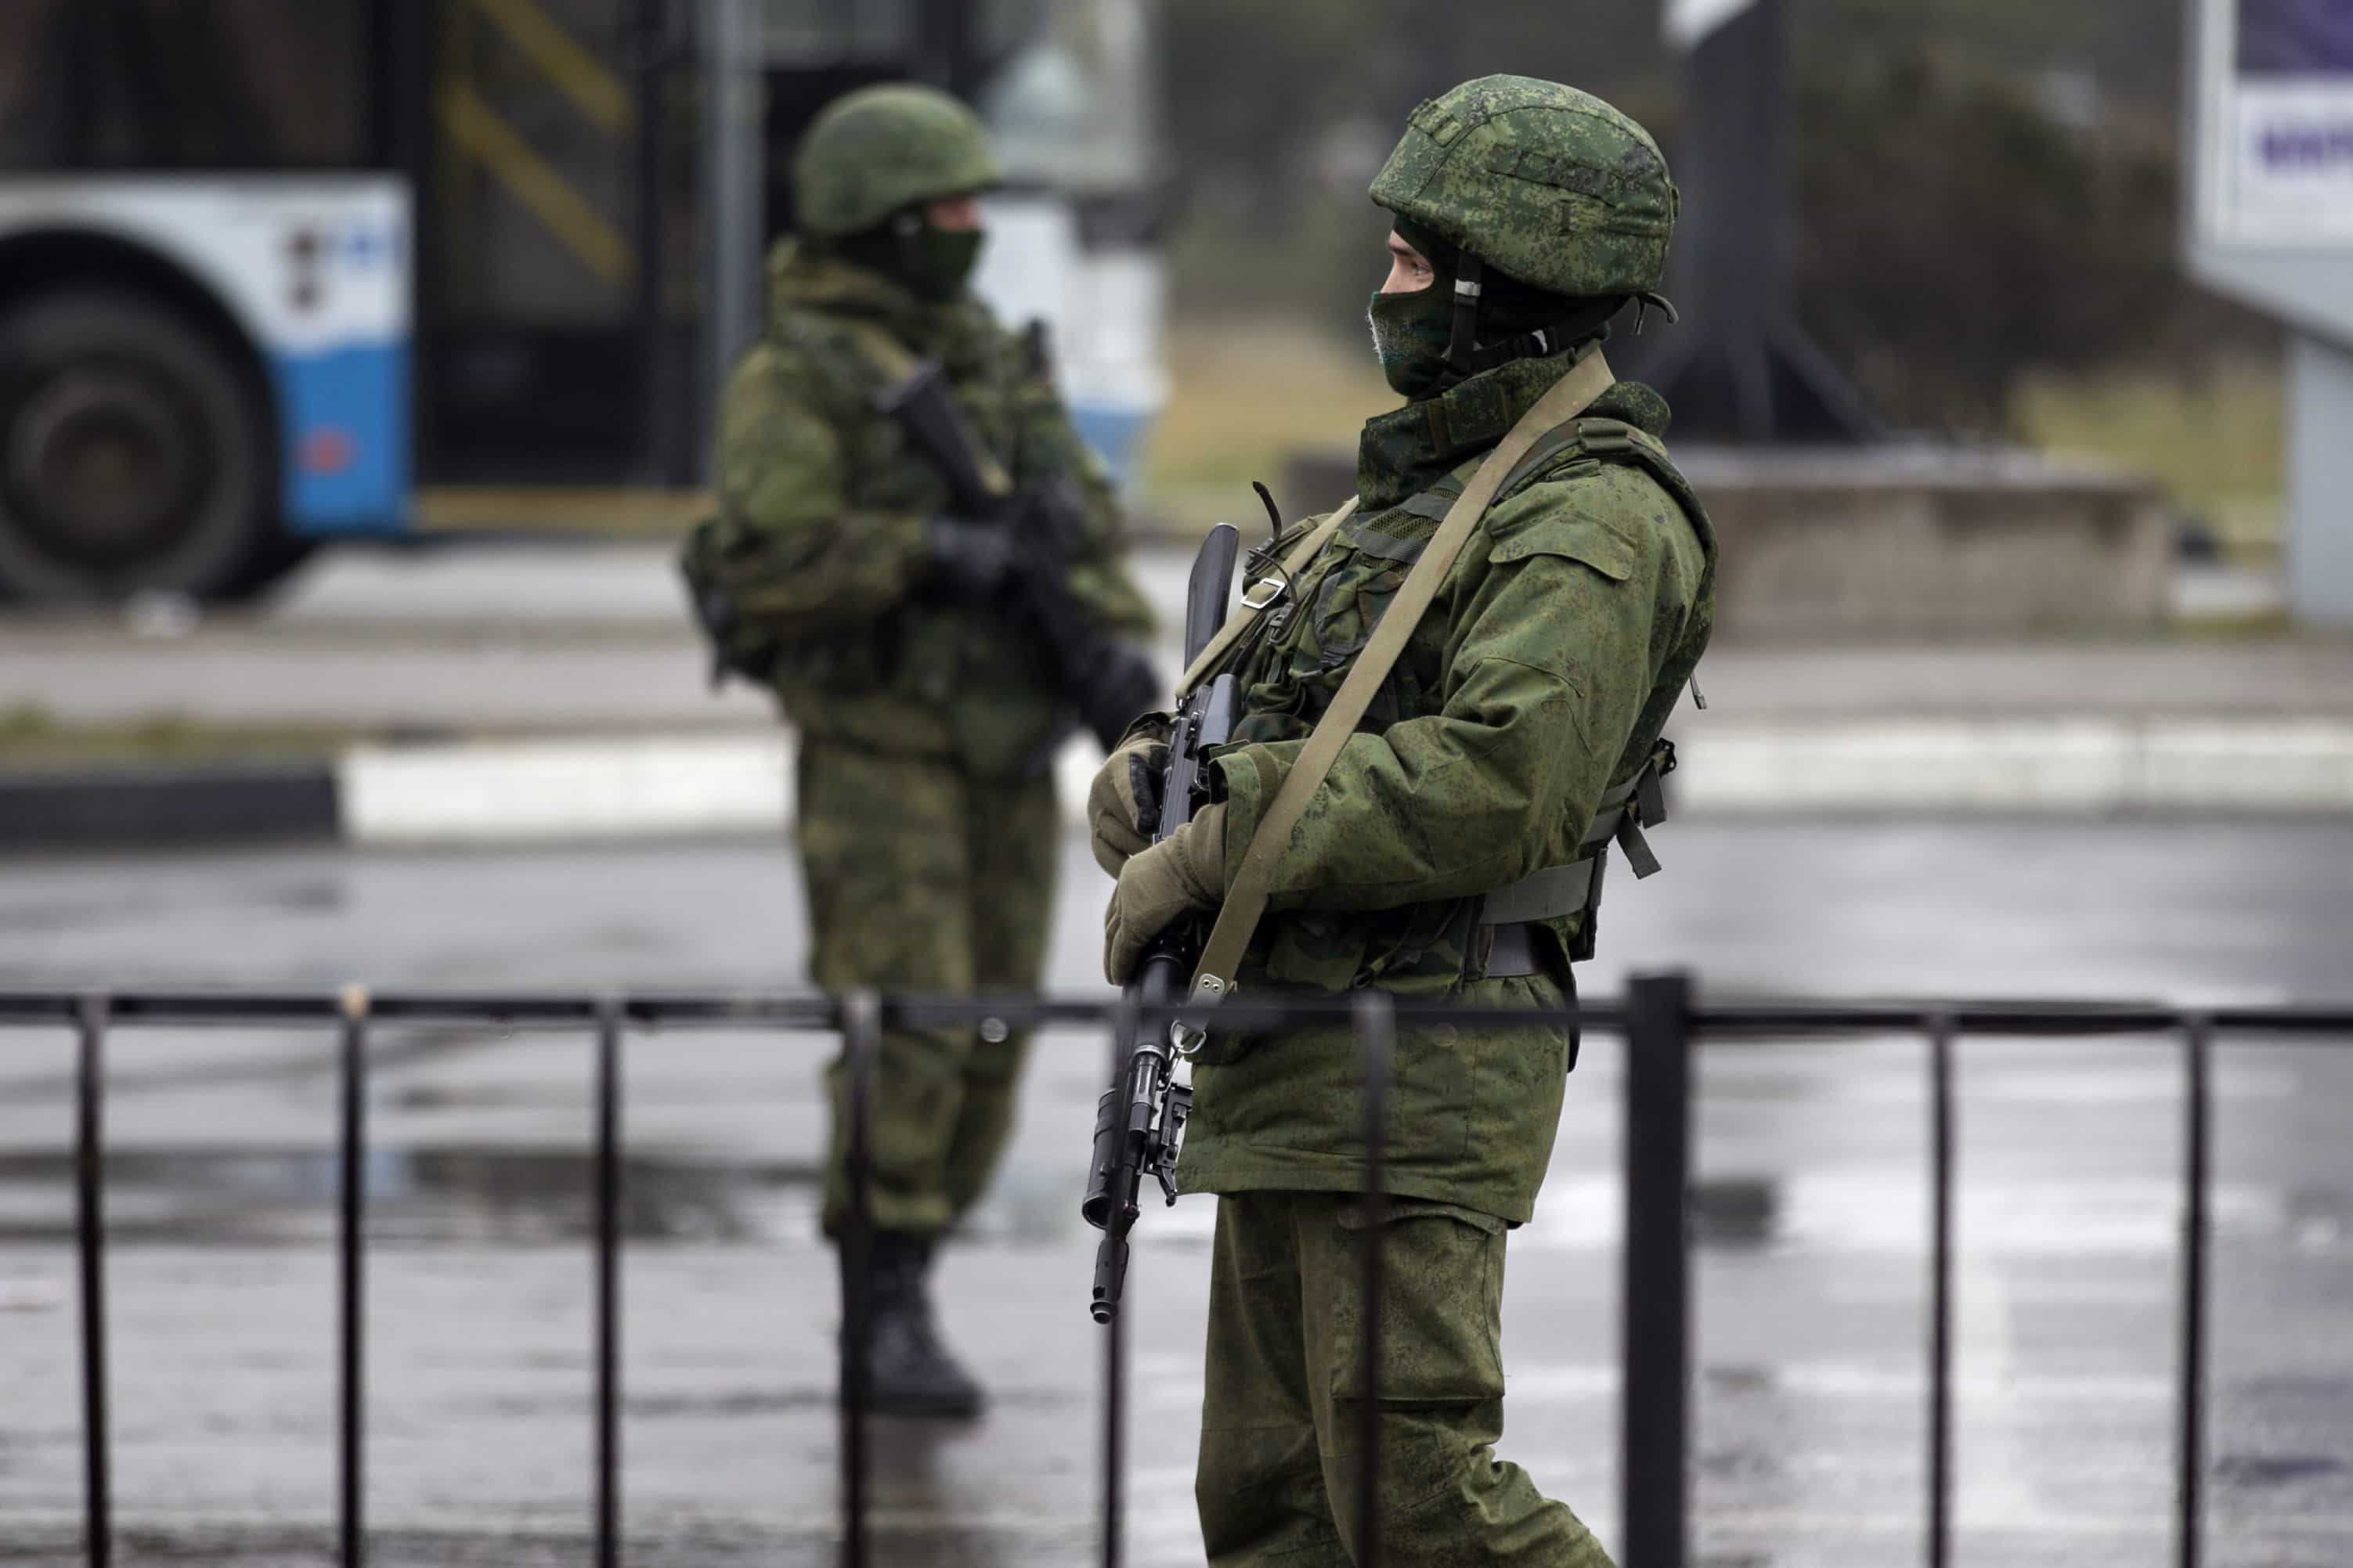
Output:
[5, 981, 2351, 1568]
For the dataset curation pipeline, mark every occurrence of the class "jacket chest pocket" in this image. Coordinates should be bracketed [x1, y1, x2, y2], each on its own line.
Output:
[1298, 516, 1444, 720]
[1232, 506, 1446, 737]
[1305, 554, 1409, 665]
[1240, 552, 1409, 731]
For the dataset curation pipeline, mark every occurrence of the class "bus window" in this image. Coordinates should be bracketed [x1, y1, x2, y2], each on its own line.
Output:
[78, 0, 370, 170]
[0, 3, 72, 170]
[422, 0, 663, 481]
[431, 0, 637, 326]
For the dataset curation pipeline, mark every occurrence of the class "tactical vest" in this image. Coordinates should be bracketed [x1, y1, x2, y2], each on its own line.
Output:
[1214, 409, 1716, 979]
[763, 305, 1067, 776]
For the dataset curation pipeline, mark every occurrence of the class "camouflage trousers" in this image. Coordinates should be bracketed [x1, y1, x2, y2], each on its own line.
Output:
[1197, 1191, 1614, 1567]
[797, 742, 1057, 1238]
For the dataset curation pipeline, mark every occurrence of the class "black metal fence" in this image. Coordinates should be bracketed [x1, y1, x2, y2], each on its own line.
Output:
[4, 978, 2349, 1568]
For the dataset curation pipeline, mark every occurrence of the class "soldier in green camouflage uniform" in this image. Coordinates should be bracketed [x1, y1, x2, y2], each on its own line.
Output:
[695, 84, 1153, 1416]
[1090, 78, 1714, 1562]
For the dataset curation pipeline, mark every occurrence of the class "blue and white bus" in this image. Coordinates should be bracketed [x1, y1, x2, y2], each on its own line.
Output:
[0, 0, 1164, 602]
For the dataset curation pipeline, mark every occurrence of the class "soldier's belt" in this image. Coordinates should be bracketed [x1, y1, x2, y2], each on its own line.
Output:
[1479, 920, 1546, 979]
[1479, 744, 1675, 925]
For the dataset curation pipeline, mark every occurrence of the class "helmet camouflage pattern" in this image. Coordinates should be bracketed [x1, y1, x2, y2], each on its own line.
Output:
[1370, 75, 1676, 299]
[793, 84, 1002, 239]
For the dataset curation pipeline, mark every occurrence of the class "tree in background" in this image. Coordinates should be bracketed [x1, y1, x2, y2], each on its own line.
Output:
[1792, 48, 2191, 431]
[1160, 0, 1669, 335]
[1159, 0, 2263, 438]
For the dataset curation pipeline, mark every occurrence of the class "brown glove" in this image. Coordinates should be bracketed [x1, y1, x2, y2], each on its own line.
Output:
[1103, 802, 1226, 985]
[1086, 716, 1171, 878]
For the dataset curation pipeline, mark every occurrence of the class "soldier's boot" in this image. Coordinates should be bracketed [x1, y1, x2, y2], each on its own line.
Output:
[853, 1231, 986, 1418]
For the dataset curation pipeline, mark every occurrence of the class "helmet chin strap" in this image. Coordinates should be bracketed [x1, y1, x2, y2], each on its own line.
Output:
[1445, 253, 1485, 377]
[1435, 239, 1661, 387]
[1445, 289, 1639, 384]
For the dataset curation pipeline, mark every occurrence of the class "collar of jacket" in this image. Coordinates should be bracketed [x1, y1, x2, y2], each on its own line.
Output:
[764, 237, 987, 369]
[1354, 344, 1674, 513]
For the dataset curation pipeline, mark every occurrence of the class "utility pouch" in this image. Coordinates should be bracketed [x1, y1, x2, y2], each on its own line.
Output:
[677, 513, 781, 689]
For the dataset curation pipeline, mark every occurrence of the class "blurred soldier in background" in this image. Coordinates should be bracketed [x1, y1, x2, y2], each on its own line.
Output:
[1092, 77, 1712, 1562]
[685, 84, 1155, 1417]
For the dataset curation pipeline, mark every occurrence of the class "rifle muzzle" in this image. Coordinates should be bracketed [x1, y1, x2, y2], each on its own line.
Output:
[1090, 1230, 1130, 1324]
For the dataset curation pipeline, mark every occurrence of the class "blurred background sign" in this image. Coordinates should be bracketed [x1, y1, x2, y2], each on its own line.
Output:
[2196, 0, 2353, 248]
[2188, 0, 2353, 625]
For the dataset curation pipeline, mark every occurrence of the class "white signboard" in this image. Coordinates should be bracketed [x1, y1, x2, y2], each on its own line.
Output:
[2201, 0, 2353, 244]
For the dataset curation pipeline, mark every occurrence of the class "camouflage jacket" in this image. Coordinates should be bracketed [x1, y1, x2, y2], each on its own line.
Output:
[1177, 346, 1716, 1220]
[709, 240, 1152, 776]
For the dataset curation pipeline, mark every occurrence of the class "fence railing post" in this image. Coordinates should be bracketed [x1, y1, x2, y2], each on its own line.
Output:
[337, 983, 370, 1568]
[75, 992, 111, 1568]
[1925, 1013, 1956, 1568]
[594, 995, 625, 1568]
[1622, 971, 1693, 1568]
[1100, 1000, 1135, 1568]
[1352, 990, 1395, 1568]
[2177, 1014, 2213, 1568]
[838, 990, 881, 1568]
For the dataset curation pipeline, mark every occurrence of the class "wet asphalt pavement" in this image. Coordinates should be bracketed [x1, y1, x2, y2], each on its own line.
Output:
[2, 820, 2351, 1566]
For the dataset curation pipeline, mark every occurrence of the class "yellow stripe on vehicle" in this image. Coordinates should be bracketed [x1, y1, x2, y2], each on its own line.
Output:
[464, 0, 636, 135]
[437, 81, 636, 287]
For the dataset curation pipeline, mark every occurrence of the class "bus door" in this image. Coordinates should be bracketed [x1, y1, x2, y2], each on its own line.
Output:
[416, 0, 686, 486]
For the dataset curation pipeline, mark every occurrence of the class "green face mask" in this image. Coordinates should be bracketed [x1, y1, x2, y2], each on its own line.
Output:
[1366, 280, 1456, 398]
[900, 222, 985, 303]
[838, 214, 987, 303]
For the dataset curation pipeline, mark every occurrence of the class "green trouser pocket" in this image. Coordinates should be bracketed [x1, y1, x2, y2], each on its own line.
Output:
[1318, 1198, 1508, 1408]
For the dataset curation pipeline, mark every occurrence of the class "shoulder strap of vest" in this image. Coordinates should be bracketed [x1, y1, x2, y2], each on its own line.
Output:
[1188, 347, 1617, 1003]
[1576, 420, 1712, 534]
[1488, 414, 1695, 505]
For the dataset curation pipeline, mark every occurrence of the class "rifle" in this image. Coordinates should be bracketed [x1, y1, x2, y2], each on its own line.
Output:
[1080, 521, 1243, 1323]
[876, 362, 1160, 750]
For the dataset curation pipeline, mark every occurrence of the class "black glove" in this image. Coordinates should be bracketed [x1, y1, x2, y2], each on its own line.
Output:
[1074, 642, 1163, 752]
[924, 514, 1019, 601]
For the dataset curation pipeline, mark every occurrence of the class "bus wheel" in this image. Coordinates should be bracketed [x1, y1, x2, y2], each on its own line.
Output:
[0, 289, 275, 604]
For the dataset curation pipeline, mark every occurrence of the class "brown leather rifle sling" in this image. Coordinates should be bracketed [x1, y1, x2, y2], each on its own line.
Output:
[1187, 347, 1617, 1004]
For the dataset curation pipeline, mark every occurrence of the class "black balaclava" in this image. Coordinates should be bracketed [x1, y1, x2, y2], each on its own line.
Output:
[835, 204, 986, 304]
[1367, 218, 1646, 399]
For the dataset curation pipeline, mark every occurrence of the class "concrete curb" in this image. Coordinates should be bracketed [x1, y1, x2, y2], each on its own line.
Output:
[10, 719, 2353, 852]
[1677, 719, 2353, 815]
[0, 764, 337, 851]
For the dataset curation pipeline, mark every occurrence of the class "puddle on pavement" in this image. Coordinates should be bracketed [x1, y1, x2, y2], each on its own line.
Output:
[0, 1145, 824, 1245]
[1693, 1177, 1778, 1245]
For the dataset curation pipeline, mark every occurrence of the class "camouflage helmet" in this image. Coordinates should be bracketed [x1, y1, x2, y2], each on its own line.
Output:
[793, 85, 1001, 239]
[1370, 76, 1676, 299]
